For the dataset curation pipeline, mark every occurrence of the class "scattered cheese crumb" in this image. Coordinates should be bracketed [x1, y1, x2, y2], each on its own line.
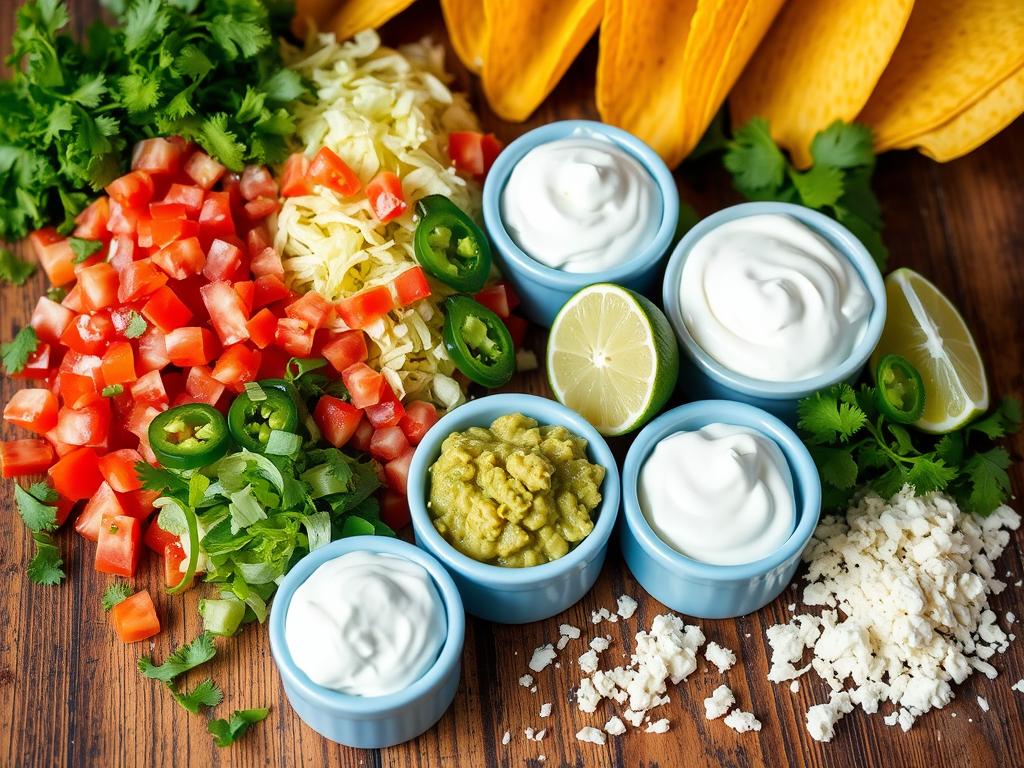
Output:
[790, 680, 800, 693]
[645, 718, 671, 733]
[538, 756, 545, 763]
[539, 703, 552, 718]
[591, 607, 619, 624]
[703, 685, 735, 720]
[560, 623, 581, 639]
[530, 685, 537, 693]
[977, 696, 990, 712]
[723, 710, 761, 733]
[590, 636, 611, 653]
[704, 642, 737, 673]
[806, 693, 853, 742]
[616, 595, 638, 619]
[556, 636, 571, 651]
[623, 709, 644, 728]
[604, 716, 626, 736]
[501, 731, 510, 746]
[529, 645, 556, 673]
[788, 603, 796, 611]
[576, 727, 607, 745]
[519, 674, 534, 688]
[578, 649, 600, 675]
[1012, 679, 1024, 693]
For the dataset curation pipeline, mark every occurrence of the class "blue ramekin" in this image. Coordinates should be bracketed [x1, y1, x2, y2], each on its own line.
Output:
[408, 393, 621, 624]
[269, 536, 465, 748]
[662, 202, 886, 422]
[620, 400, 821, 619]
[482, 120, 680, 327]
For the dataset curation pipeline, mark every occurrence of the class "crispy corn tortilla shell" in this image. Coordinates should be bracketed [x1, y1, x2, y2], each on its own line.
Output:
[730, 0, 913, 168]
[441, 0, 487, 74]
[858, 0, 1024, 151]
[482, 0, 603, 122]
[325, 0, 418, 43]
[597, 0, 782, 168]
[907, 66, 1024, 162]
[292, 0, 342, 37]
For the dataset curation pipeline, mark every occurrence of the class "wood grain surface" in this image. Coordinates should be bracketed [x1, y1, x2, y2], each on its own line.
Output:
[2, 2, 1022, 767]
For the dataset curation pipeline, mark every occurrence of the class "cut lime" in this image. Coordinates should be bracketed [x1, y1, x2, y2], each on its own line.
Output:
[870, 268, 988, 433]
[547, 284, 679, 436]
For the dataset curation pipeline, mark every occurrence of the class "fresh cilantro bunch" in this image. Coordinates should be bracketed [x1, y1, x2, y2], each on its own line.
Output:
[720, 118, 887, 269]
[798, 383, 1021, 515]
[0, 0, 304, 240]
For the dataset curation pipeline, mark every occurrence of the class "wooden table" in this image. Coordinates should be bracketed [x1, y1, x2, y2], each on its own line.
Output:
[2, 2, 1022, 766]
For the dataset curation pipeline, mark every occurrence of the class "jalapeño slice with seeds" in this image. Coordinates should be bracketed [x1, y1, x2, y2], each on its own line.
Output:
[414, 194, 492, 292]
[149, 404, 231, 470]
[227, 385, 300, 453]
[442, 295, 515, 388]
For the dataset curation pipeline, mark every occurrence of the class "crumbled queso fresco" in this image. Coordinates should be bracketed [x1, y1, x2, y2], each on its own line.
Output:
[765, 488, 1021, 742]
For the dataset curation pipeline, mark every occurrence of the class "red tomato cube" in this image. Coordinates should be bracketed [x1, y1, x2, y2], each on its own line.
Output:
[384, 448, 415, 495]
[30, 296, 76, 345]
[366, 171, 407, 222]
[165, 327, 219, 367]
[399, 400, 439, 445]
[105, 170, 154, 208]
[342, 363, 384, 409]
[392, 266, 431, 306]
[211, 344, 261, 392]
[274, 318, 315, 357]
[185, 151, 226, 190]
[49, 446, 103, 501]
[322, 330, 368, 373]
[336, 286, 394, 329]
[314, 396, 363, 449]
[110, 590, 161, 643]
[100, 342, 137, 387]
[279, 153, 313, 197]
[370, 426, 411, 462]
[75, 480, 125, 540]
[141, 286, 193, 333]
[285, 291, 332, 330]
[201, 281, 251, 346]
[184, 365, 225, 406]
[364, 381, 406, 429]
[98, 448, 144, 493]
[3, 389, 58, 435]
[152, 237, 206, 280]
[381, 489, 411, 529]
[1, 438, 55, 478]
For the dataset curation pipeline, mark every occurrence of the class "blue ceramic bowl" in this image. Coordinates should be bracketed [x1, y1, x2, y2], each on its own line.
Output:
[662, 202, 886, 422]
[482, 120, 679, 327]
[620, 400, 821, 619]
[409, 393, 621, 624]
[269, 537, 465, 749]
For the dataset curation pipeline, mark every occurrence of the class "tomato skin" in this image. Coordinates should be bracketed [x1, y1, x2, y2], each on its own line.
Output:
[14, 343, 54, 382]
[59, 351, 104, 391]
[56, 399, 111, 447]
[130, 370, 168, 407]
[132, 137, 187, 176]
[106, 199, 144, 236]
[503, 314, 528, 349]
[185, 151, 226, 190]
[350, 417, 374, 453]
[392, 266, 432, 306]
[285, 291, 331, 330]
[335, 286, 395, 329]
[144, 519, 179, 554]
[99, 448, 144, 492]
[480, 133, 503, 176]
[250, 247, 285, 280]
[280, 153, 313, 197]
[110, 590, 161, 643]
[198, 191, 235, 239]
[100, 341, 137, 386]
[48, 446, 103, 500]
[37, 237, 78, 287]
[369, 425, 411, 462]
[245, 308, 279, 349]
[474, 284, 512, 318]
[366, 171, 407, 222]
[164, 542, 189, 588]
[322, 330, 368, 373]
[141, 286, 193, 333]
[1, 438, 55, 477]
[384, 448, 415, 495]
[399, 400, 439, 445]
[211, 344, 261, 391]
[78, 261, 121, 311]
[365, 381, 406, 429]
[136, 326, 171, 373]
[234, 281, 255, 314]
[138, 217, 199, 249]
[201, 281, 251, 346]
[448, 131, 502, 178]
[96, 513, 141, 577]
[240, 165, 278, 200]
[183, 365, 226, 406]
[75, 481, 125, 540]
[203, 239, 244, 282]
[4, 389, 59, 434]
[342, 363, 384, 409]
[106, 170, 155, 208]
[162, 183, 205, 216]
[309, 146, 361, 196]
[274, 318, 315, 357]
[253, 275, 293, 309]
[73, 197, 111, 240]
[58, 371, 98, 409]
[107, 235, 136, 274]
[60, 313, 115, 356]
[314, 396, 363, 448]
[381, 489, 411, 528]
[165, 327, 219, 367]
[117, 260, 168, 304]
[152, 237, 206, 280]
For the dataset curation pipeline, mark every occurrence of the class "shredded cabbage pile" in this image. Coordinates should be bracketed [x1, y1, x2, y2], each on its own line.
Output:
[275, 30, 483, 408]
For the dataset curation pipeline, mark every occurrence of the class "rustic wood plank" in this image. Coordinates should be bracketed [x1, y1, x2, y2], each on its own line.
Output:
[1, 2, 1022, 767]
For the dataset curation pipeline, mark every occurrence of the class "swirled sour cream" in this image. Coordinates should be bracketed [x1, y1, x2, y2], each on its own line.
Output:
[284, 551, 446, 697]
[638, 423, 796, 566]
[501, 136, 660, 272]
[679, 214, 872, 381]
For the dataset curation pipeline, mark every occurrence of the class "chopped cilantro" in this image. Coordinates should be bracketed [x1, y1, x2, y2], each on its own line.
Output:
[136, 461, 189, 496]
[124, 310, 148, 339]
[14, 483, 59, 532]
[69, 237, 104, 263]
[171, 678, 224, 714]
[208, 707, 269, 747]
[27, 532, 65, 586]
[102, 384, 125, 397]
[46, 286, 68, 302]
[101, 582, 133, 611]
[138, 631, 217, 683]
[0, 248, 36, 286]
[2, 327, 39, 375]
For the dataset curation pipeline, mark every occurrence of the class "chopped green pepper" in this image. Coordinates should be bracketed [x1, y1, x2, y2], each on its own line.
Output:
[442, 295, 515, 387]
[227, 385, 300, 453]
[414, 194, 492, 292]
[874, 353, 926, 423]
[149, 404, 231, 470]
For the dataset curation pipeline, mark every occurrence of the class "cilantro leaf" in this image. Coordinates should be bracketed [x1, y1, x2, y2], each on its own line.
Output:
[171, 678, 224, 714]
[963, 447, 1012, 516]
[723, 117, 786, 195]
[0, 248, 36, 285]
[102, 383, 124, 397]
[124, 310, 148, 339]
[27, 532, 65, 585]
[102, 581, 132, 611]
[208, 707, 269, 747]
[789, 164, 844, 209]
[15, 484, 59, 532]
[809, 121, 874, 169]
[810, 446, 860, 491]
[906, 457, 957, 494]
[138, 631, 216, 683]
[797, 384, 866, 444]
[2, 327, 40, 375]
[69, 237, 104, 263]
[199, 114, 246, 172]
[136, 461, 189, 497]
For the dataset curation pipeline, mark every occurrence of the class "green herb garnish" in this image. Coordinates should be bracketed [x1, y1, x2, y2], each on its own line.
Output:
[101, 582, 132, 611]
[2, 327, 40, 375]
[208, 707, 269, 747]
[138, 631, 217, 683]
[124, 310, 148, 339]
[27, 532, 65, 586]
[171, 678, 224, 714]
[69, 237, 103, 263]
[0, 248, 36, 286]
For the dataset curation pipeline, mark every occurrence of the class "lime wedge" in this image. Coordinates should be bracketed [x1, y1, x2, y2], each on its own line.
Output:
[547, 284, 679, 436]
[870, 268, 988, 433]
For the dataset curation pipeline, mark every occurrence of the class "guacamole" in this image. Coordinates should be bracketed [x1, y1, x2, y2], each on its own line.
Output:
[428, 413, 605, 567]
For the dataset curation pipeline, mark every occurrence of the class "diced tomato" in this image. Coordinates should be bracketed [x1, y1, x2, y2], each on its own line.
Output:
[137, 326, 171, 373]
[245, 308, 278, 349]
[280, 153, 313, 197]
[36, 237, 77, 287]
[116, 487, 158, 522]
[200, 281, 250, 346]
[61, 284, 85, 313]
[246, 225, 271, 257]
[54, 494, 75, 527]
[504, 314, 528, 349]
[269, 319, 310, 358]
[106, 170, 154, 208]
[110, 590, 161, 643]
[149, 201, 188, 220]
[211, 344, 261, 391]
[309, 147, 361, 196]
[399, 400, 439, 445]
[73, 197, 111, 240]
[130, 370, 168, 407]
[381, 489, 411, 529]
[98, 448, 144, 493]
[117, 260, 167, 304]
[58, 371, 97, 409]
[60, 313, 115, 356]
[474, 284, 510, 318]
[253, 275, 292, 309]
[350, 417, 374, 453]
[44, 426, 76, 458]
[250, 247, 284, 280]
[392, 266, 431, 306]
[76, 263, 120, 312]
[29, 227, 62, 257]
[165, 327, 219, 367]
[481, 133, 503, 176]
[30, 297, 75, 345]
[162, 183, 205, 216]
[163, 542, 189, 588]
[198, 191, 235, 239]
[141, 286, 192, 334]
[366, 171, 407, 222]
[14, 344, 54, 381]
[56, 399, 111, 447]
[152, 237, 205, 280]
[49, 446, 102, 500]
[0, 438, 54, 477]
[144, 519, 179, 554]
[285, 291, 331, 330]
[314, 396, 363, 448]
[138, 217, 199, 249]
[59, 348, 104, 383]
[384, 448, 414, 495]
[184, 365, 225, 406]
[203, 239, 244, 282]
[4, 389, 58, 435]
[107, 235, 136, 274]
[342, 363, 384, 409]
[96, 513, 141, 576]
[185, 151, 226, 190]
[106, 199, 144, 236]
[365, 381, 405, 429]
[335, 286, 395, 329]
[370, 426, 410, 462]
[75, 481, 124, 540]
[240, 165, 278, 200]
[234, 281, 255, 314]
[132, 137, 187, 176]
[243, 196, 280, 221]
[100, 342, 137, 386]
[126, 404, 162, 446]
[448, 131, 484, 176]
[322, 330, 368, 373]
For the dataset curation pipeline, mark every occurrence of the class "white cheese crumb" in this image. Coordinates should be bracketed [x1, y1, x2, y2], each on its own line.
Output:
[530, 686, 537, 693]
[790, 680, 800, 693]
[578, 649, 600, 675]
[535, 729, 546, 741]
[1012, 679, 1024, 693]
[604, 716, 626, 736]
[576, 726, 607, 745]
[616, 594, 638, 619]
[524, 728, 534, 740]
[556, 636, 570, 651]
[704, 641, 737, 673]
[704, 684, 735, 720]
[538, 756, 545, 763]
[590, 636, 611, 653]
[977, 695, 990, 712]
[806, 692, 853, 742]
[645, 718, 670, 733]
[560, 623, 581, 639]
[518, 674, 534, 688]
[501, 731, 510, 745]
[539, 703, 552, 718]
[788, 603, 796, 611]
[723, 710, 761, 733]
[529, 644, 556, 673]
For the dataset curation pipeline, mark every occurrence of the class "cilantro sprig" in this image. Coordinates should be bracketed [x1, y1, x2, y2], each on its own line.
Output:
[208, 708, 269, 747]
[14, 482, 66, 586]
[2, 327, 40, 375]
[101, 582, 133, 611]
[798, 384, 1020, 515]
[138, 631, 217, 683]
[0, 248, 36, 286]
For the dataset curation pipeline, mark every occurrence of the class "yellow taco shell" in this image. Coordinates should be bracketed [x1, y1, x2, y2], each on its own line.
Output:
[326, 0, 418, 43]
[292, 0, 343, 37]
[730, 0, 914, 168]
[441, 0, 488, 75]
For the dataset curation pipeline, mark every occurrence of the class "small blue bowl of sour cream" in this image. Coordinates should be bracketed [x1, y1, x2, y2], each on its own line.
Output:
[483, 120, 679, 327]
[269, 537, 465, 749]
[620, 400, 821, 619]
[662, 202, 886, 422]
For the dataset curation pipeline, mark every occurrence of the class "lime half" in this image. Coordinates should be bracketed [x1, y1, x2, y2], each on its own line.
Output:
[547, 284, 679, 436]
[870, 268, 988, 433]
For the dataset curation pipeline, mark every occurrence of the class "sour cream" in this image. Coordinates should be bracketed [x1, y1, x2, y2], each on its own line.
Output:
[284, 551, 446, 697]
[638, 423, 796, 566]
[679, 214, 872, 381]
[501, 136, 660, 272]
